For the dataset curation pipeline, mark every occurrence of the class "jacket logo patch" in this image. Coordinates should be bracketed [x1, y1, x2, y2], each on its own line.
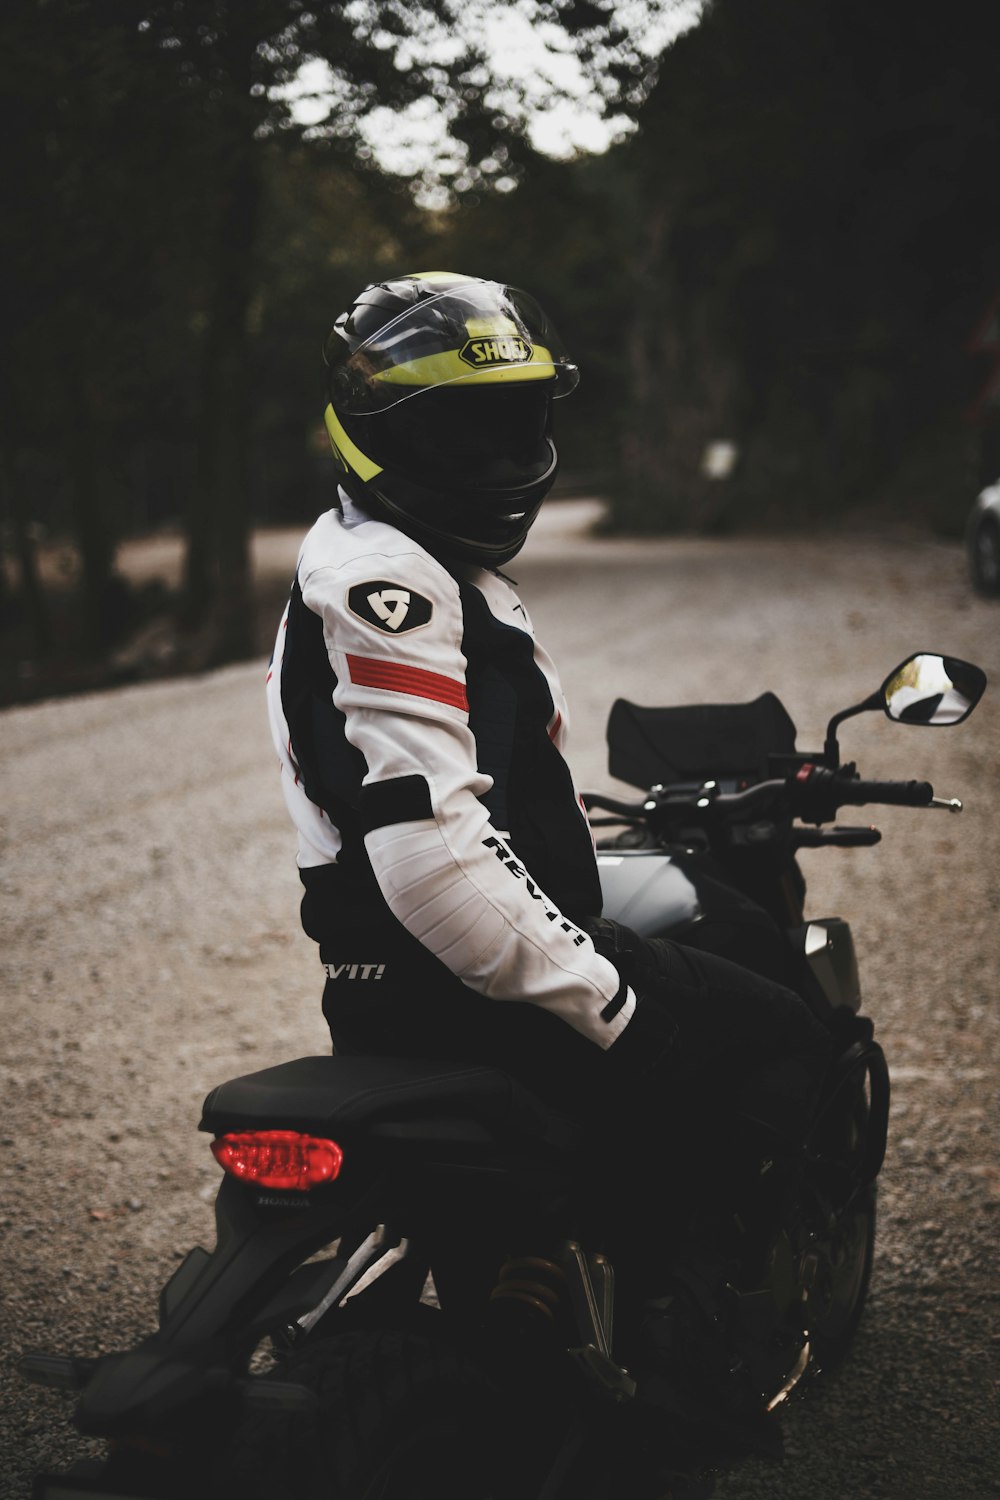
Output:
[459, 336, 532, 368]
[348, 582, 433, 634]
[324, 962, 386, 980]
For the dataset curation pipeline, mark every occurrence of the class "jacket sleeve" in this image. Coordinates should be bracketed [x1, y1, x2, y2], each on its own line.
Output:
[300, 546, 635, 1050]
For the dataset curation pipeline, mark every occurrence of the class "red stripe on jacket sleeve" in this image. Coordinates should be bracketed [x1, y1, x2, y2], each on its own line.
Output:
[346, 654, 469, 711]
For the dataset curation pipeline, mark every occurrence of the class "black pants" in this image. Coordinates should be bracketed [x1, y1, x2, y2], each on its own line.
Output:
[323, 922, 838, 1310]
[321, 919, 833, 1144]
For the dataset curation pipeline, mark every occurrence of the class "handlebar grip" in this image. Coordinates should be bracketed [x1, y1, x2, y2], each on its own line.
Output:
[837, 778, 934, 807]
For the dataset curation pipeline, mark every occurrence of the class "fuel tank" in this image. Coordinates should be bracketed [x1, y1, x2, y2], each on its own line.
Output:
[596, 850, 704, 939]
[597, 850, 862, 1015]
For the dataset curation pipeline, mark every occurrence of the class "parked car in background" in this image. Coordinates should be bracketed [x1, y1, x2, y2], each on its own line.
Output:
[966, 478, 1000, 595]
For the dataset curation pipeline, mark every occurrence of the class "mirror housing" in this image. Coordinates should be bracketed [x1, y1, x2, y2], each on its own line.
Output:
[824, 653, 986, 764]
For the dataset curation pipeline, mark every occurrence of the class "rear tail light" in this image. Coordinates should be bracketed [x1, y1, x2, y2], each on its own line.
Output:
[211, 1130, 343, 1191]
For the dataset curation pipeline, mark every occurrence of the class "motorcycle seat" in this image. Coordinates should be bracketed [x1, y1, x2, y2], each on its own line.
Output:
[199, 1054, 582, 1155]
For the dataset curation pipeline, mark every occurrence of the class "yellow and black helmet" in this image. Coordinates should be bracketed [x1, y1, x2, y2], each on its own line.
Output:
[323, 272, 579, 566]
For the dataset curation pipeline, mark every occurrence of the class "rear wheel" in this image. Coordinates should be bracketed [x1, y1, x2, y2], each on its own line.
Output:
[223, 1329, 518, 1500]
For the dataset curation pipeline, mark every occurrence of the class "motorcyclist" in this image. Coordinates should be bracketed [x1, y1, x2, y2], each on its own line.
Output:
[267, 270, 831, 1449]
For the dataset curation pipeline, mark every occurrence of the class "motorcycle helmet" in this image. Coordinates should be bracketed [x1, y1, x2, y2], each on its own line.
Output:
[323, 271, 579, 567]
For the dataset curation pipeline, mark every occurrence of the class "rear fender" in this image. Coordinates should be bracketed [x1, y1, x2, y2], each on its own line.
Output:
[158, 1169, 387, 1345]
[71, 1173, 388, 1439]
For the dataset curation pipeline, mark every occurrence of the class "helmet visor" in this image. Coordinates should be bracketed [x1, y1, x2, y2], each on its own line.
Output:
[327, 282, 579, 414]
[359, 382, 553, 490]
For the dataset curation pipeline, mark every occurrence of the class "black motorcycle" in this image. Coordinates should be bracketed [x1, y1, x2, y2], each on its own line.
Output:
[22, 651, 986, 1500]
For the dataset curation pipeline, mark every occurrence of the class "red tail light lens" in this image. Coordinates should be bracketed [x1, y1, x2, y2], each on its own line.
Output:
[211, 1130, 344, 1191]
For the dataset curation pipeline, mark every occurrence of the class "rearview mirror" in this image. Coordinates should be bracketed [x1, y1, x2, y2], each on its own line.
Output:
[881, 654, 987, 726]
[825, 651, 987, 762]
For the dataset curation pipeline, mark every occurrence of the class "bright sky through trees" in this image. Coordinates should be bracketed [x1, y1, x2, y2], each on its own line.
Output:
[276, 0, 703, 200]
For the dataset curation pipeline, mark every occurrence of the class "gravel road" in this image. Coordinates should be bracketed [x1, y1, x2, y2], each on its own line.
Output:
[1, 513, 998, 1498]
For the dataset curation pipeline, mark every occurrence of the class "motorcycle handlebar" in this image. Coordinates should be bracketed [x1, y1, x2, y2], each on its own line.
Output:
[584, 772, 937, 826]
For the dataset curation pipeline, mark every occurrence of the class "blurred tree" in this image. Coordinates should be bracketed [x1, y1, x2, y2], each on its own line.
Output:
[3, 3, 149, 650]
[1, 0, 683, 678]
[1, 0, 221, 658]
[250, 139, 426, 526]
[14, 0, 995, 690]
[602, 0, 1000, 531]
[121, 0, 677, 664]
[410, 145, 639, 489]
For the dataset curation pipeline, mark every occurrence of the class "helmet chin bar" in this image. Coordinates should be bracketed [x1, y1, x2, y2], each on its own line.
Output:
[341, 445, 558, 568]
[360, 478, 549, 568]
[324, 382, 560, 567]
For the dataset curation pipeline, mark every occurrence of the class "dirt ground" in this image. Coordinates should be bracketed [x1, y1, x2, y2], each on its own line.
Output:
[1, 510, 998, 1498]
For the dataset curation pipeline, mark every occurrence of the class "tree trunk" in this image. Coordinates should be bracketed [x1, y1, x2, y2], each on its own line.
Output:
[614, 200, 696, 531]
[62, 368, 129, 648]
[0, 444, 52, 657]
[183, 140, 262, 666]
[614, 197, 744, 535]
[183, 1, 265, 669]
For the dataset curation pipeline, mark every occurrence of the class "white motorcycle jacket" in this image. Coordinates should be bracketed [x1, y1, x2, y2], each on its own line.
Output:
[267, 496, 635, 1050]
